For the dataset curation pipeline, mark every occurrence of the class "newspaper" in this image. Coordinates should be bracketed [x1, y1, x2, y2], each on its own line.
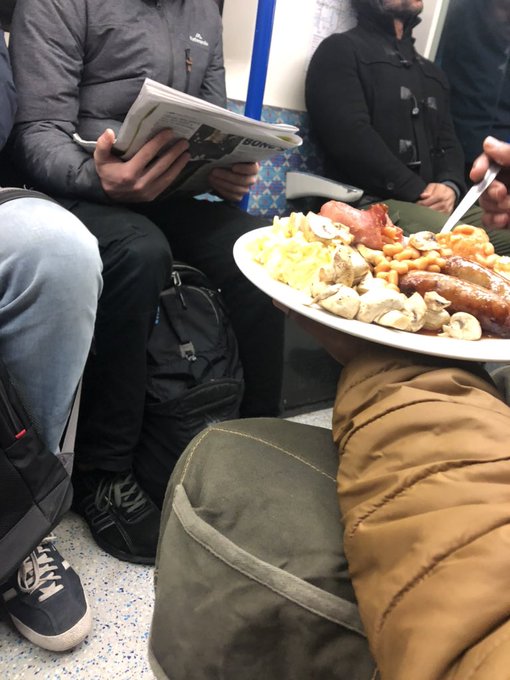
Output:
[74, 78, 303, 197]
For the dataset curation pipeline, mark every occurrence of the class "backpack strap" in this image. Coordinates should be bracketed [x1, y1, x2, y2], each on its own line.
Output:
[60, 379, 82, 454]
[0, 187, 59, 206]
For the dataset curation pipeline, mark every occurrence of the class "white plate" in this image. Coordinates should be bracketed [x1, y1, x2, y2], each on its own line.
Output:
[234, 227, 510, 363]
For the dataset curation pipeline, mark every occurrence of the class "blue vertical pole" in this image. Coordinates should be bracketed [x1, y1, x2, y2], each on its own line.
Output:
[240, 0, 278, 210]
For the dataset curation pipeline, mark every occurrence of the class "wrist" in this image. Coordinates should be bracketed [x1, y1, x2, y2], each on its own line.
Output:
[441, 180, 461, 205]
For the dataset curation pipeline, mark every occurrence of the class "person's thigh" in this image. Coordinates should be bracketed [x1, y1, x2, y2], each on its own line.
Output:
[384, 200, 483, 233]
[0, 197, 102, 451]
[60, 199, 174, 320]
[137, 198, 261, 287]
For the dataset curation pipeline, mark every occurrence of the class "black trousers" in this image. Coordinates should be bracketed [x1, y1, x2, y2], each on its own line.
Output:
[60, 197, 284, 472]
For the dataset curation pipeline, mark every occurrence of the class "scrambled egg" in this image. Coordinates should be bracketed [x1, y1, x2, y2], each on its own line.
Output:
[248, 212, 349, 292]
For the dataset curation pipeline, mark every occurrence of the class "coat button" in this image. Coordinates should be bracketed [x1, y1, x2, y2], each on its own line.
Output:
[386, 182, 395, 191]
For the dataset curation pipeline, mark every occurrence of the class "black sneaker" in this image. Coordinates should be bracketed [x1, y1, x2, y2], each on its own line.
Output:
[1, 536, 92, 651]
[72, 470, 160, 565]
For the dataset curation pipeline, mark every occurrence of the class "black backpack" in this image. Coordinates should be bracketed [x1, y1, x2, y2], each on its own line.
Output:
[0, 188, 73, 584]
[134, 263, 244, 507]
[0, 357, 72, 584]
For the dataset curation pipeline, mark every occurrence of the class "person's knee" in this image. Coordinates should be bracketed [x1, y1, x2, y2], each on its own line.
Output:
[31, 200, 102, 296]
[118, 224, 171, 281]
[0, 197, 102, 292]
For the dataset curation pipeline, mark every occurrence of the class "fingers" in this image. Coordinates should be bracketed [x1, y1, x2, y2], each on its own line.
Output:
[471, 137, 510, 184]
[470, 151, 490, 184]
[140, 139, 190, 186]
[417, 199, 450, 214]
[419, 182, 434, 200]
[94, 126, 191, 202]
[211, 166, 258, 187]
[482, 179, 510, 204]
[230, 161, 260, 176]
[127, 129, 181, 172]
[479, 183, 510, 228]
[94, 128, 117, 165]
[482, 210, 510, 229]
[482, 136, 510, 166]
[416, 184, 454, 214]
[127, 149, 190, 202]
[209, 165, 258, 202]
[417, 195, 438, 208]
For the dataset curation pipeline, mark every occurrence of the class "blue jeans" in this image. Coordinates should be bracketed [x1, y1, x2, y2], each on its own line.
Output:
[0, 196, 102, 452]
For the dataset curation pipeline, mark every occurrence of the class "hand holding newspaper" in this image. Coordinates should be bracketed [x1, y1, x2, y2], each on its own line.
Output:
[74, 78, 303, 197]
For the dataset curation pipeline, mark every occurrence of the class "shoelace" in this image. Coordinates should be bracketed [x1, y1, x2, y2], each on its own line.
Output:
[94, 472, 150, 517]
[18, 535, 64, 603]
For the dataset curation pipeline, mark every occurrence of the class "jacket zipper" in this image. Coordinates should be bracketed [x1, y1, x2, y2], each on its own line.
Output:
[185, 48, 193, 93]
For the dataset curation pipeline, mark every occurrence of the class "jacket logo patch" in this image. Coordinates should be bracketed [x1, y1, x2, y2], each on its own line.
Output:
[190, 32, 209, 47]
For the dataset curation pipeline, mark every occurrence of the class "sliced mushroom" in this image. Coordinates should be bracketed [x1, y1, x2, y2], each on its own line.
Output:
[314, 284, 360, 319]
[422, 291, 452, 331]
[423, 308, 451, 331]
[424, 291, 451, 312]
[374, 292, 426, 332]
[440, 312, 482, 341]
[408, 231, 440, 252]
[302, 211, 354, 245]
[356, 288, 405, 324]
[402, 292, 427, 332]
[318, 246, 356, 287]
[310, 280, 343, 301]
[376, 309, 413, 331]
[356, 271, 388, 295]
[349, 247, 371, 283]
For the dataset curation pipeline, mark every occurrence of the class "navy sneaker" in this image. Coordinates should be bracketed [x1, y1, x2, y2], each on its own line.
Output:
[72, 470, 160, 565]
[1, 536, 92, 651]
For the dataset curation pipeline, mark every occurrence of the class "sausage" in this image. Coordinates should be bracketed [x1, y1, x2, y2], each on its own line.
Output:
[443, 256, 510, 303]
[399, 270, 510, 337]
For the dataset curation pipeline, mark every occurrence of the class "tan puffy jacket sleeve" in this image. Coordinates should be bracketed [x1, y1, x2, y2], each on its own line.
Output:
[332, 348, 510, 680]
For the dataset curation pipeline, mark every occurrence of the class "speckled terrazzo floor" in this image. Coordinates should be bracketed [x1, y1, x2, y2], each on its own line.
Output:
[0, 408, 332, 680]
[0, 510, 155, 680]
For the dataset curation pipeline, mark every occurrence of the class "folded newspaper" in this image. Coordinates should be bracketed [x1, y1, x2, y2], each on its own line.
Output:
[74, 78, 303, 197]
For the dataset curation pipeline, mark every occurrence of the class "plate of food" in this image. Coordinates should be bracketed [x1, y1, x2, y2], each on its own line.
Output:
[233, 202, 510, 363]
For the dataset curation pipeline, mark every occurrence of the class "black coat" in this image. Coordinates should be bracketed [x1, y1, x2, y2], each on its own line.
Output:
[305, 10, 466, 203]
[438, 0, 510, 164]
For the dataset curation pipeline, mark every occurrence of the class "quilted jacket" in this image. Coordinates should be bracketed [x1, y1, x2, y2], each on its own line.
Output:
[8, 0, 225, 201]
[332, 348, 510, 680]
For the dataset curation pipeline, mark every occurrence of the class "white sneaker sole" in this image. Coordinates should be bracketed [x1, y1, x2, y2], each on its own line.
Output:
[10, 596, 93, 652]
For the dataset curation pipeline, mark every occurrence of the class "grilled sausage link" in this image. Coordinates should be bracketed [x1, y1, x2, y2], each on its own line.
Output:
[399, 270, 510, 337]
[443, 256, 510, 303]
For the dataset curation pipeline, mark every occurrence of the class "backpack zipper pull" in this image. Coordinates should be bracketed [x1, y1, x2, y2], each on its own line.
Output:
[179, 341, 197, 362]
[172, 270, 187, 309]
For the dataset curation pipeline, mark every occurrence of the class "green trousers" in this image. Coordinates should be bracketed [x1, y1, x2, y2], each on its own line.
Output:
[385, 200, 510, 256]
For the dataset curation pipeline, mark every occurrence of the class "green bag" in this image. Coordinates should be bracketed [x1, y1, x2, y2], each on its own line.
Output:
[149, 418, 376, 680]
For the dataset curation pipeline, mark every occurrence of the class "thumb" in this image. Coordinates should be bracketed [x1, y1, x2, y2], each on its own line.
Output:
[482, 135, 510, 166]
[94, 128, 116, 164]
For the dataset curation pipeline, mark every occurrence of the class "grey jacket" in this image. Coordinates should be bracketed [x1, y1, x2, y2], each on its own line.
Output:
[9, 0, 226, 201]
